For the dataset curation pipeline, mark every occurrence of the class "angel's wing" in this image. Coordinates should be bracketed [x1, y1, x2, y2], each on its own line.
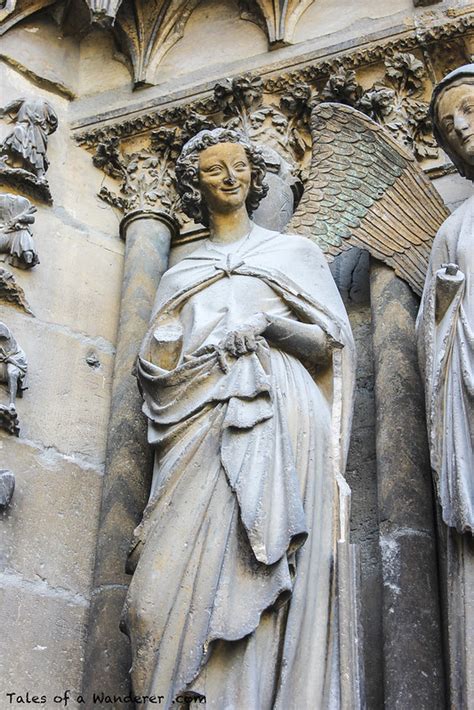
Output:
[285, 102, 449, 295]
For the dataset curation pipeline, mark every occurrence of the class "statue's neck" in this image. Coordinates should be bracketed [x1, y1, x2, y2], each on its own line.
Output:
[208, 207, 251, 244]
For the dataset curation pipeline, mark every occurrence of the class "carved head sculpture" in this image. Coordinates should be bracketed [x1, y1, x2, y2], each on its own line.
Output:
[430, 64, 474, 181]
[0, 322, 14, 356]
[0, 322, 11, 341]
[175, 127, 268, 226]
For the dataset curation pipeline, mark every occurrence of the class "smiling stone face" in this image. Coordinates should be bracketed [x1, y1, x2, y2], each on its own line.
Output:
[198, 142, 252, 216]
[437, 80, 474, 168]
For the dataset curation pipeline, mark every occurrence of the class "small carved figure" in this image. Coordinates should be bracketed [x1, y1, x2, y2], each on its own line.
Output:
[0, 469, 15, 510]
[0, 321, 27, 435]
[0, 97, 58, 178]
[417, 65, 474, 534]
[0, 266, 33, 314]
[0, 193, 39, 269]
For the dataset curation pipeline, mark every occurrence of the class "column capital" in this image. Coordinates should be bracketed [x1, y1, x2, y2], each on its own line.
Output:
[119, 208, 179, 241]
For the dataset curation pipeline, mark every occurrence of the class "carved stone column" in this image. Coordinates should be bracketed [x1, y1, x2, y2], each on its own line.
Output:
[83, 208, 177, 699]
[369, 261, 445, 709]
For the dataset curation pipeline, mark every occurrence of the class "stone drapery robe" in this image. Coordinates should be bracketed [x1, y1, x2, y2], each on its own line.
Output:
[122, 224, 356, 709]
[0, 194, 38, 269]
[417, 196, 474, 534]
[2, 98, 57, 176]
[0, 332, 28, 394]
[417, 191, 474, 710]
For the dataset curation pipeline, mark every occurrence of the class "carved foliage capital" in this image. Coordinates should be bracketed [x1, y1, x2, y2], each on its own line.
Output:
[77, 22, 473, 230]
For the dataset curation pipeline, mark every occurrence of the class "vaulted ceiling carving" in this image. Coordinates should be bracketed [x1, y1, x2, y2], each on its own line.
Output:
[83, 0, 124, 25]
[113, 0, 202, 86]
[0, 0, 455, 85]
[239, 0, 315, 46]
[0, 0, 320, 83]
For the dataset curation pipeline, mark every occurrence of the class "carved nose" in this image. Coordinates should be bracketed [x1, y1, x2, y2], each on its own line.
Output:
[223, 172, 237, 185]
[453, 111, 470, 136]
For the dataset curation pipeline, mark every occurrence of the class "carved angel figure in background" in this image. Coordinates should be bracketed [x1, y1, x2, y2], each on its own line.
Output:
[0, 97, 58, 178]
[416, 65, 474, 534]
[122, 127, 358, 709]
[0, 193, 39, 269]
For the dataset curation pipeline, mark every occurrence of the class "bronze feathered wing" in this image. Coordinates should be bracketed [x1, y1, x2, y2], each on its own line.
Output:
[285, 102, 449, 295]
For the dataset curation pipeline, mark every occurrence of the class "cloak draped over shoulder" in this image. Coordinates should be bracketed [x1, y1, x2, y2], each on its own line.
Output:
[123, 225, 356, 709]
[417, 196, 474, 534]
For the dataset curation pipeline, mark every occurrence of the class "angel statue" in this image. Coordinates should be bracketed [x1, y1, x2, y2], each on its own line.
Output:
[122, 126, 359, 709]
[416, 65, 474, 708]
[121, 91, 453, 706]
[0, 193, 39, 269]
[0, 97, 58, 178]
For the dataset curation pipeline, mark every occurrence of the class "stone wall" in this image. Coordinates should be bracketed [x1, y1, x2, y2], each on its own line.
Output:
[0, 1, 472, 708]
[0, 54, 123, 704]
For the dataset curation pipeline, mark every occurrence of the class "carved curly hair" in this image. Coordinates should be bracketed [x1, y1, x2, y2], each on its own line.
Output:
[175, 128, 268, 227]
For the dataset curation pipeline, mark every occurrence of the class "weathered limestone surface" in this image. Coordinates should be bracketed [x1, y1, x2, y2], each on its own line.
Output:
[433, 171, 474, 213]
[78, 28, 131, 97]
[370, 262, 445, 709]
[0, 436, 102, 595]
[0, 581, 87, 700]
[11, 209, 123, 342]
[157, 0, 268, 84]
[0, 39, 121, 710]
[92, 212, 174, 588]
[294, 0, 413, 43]
[0, 307, 113, 462]
[0, 16, 79, 98]
[441, 528, 474, 710]
[333, 249, 384, 710]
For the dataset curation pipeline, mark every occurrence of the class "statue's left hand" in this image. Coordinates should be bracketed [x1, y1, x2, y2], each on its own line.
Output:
[442, 262, 460, 276]
[220, 313, 269, 357]
[435, 264, 465, 322]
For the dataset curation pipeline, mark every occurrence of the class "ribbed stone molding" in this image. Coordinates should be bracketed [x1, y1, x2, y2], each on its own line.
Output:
[369, 261, 446, 709]
[82, 208, 178, 700]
